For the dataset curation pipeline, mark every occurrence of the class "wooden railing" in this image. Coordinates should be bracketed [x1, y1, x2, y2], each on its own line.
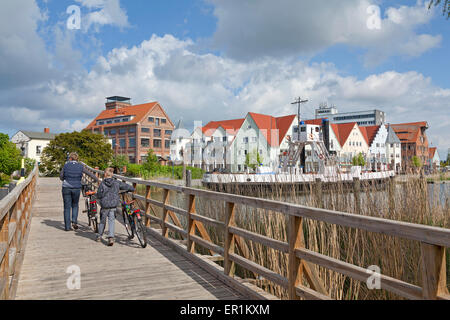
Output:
[84, 165, 450, 300]
[0, 166, 37, 299]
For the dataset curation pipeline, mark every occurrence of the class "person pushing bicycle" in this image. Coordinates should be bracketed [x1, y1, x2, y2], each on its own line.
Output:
[95, 167, 134, 246]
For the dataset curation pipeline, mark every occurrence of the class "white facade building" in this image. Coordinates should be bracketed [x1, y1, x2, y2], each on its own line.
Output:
[10, 129, 56, 164]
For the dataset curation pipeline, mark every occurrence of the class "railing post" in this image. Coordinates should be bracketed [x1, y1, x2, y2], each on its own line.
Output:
[353, 177, 361, 214]
[0, 214, 9, 299]
[314, 178, 323, 208]
[288, 214, 303, 300]
[420, 243, 449, 299]
[186, 194, 196, 253]
[186, 170, 192, 187]
[224, 202, 236, 276]
[161, 189, 170, 238]
[144, 185, 151, 227]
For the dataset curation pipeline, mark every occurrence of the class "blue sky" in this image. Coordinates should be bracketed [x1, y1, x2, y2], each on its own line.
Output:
[1, 0, 449, 159]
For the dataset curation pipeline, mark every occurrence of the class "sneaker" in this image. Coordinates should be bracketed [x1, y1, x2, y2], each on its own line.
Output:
[72, 223, 79, 230]
[128, 235, 134, 240]
[95, 235, 101, 242]
[108, 238, 114, 246]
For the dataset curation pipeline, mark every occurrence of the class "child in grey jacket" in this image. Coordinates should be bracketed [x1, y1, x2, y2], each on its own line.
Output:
[95, 167, 134, 246]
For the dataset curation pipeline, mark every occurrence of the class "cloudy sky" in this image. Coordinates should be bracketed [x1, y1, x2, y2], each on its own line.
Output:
[0, 0, 449, 159]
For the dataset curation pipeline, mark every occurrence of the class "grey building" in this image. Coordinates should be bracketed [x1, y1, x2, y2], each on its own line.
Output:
[315, 105, 386, 127]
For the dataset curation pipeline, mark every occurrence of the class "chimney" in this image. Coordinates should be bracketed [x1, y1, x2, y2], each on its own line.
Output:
[44, 128, 50, 133]
[105, 96, 131, 111]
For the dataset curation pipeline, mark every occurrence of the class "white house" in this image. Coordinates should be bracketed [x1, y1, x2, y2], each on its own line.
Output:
[429, 147, 440, 171]
[385, 125, 402, 173]
[10, 128, 56, 164]
[360, 125, 388, 171]
[169, 120, 191, 165]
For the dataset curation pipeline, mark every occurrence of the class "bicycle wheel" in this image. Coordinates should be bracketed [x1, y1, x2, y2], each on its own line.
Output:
[122, 210, 133, 237]
[92, 216, 98, 234]
[85, 199, 91, 227]
[133, 214, 147, 248]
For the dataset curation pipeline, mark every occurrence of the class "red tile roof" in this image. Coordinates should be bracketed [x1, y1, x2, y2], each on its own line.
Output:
[330, 122, 357, 147]
[275, 115, 297, 145]
[85, 102, 160, 129]
[202, 118, 245, 136]
[429, 147, 437, 159]
[359, 125, 380, 146]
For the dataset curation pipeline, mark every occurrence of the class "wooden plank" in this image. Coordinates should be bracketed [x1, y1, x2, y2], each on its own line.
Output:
[288, 215, 303, 300]
[8, 222, 16, 245]
[161, 189, 170, 238]
[420, 243, 449, 299]
[228, 253, 288, 289]
[296, 247, 423, 300]
[194, 221, 215, 255]
[164, 221, 188, 238]
[224, 202, 235, 276]
[228, 226, 288, 254]
[191, 213, 225, 229]
[187, 194, 196, 253]
[301, 261, 329, 296]
[295, 285, 332, 300]
[190, 234, 224, 256]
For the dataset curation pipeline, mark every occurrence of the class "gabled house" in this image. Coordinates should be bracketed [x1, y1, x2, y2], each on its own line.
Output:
[85, 97, 175, 164]
[385, 125, 402, 173]
[10, 128, 56, 164]
[169, 120, 191, 165]
[391, 122, 429, 172]
[429, 147, 440, 171]
[360, 125, 388, 171]
[331, 122, 369, 165]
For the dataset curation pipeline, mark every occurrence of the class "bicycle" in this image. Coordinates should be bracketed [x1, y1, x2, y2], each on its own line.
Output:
[119, 190, 147, 248]
[82, 182, 99, 233]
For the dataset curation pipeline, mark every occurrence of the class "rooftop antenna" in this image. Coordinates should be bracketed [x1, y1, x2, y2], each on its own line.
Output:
[291, 97, 308, 135]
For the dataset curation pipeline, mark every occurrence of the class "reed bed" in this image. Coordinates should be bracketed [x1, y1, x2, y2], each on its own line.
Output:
[136, 176, 449, 300]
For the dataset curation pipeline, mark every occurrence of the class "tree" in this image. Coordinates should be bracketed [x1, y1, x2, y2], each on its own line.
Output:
[0, 133, 22, 176]
[411, 155, 422, 168]
[142, 149, 160, 172]
[428, 0, 449, 19]
[245, 149, 263, 171]
[40, 131, 113, 176]
[111, 155, 129, 172]
[352, 153, 366, 167]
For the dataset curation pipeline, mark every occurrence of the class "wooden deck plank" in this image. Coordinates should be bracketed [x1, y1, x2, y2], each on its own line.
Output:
[14, 178, 244, 300]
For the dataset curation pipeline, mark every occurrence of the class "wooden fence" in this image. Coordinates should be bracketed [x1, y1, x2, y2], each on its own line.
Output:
[0, 166, 37, 299]
[85, 165, 450, 300]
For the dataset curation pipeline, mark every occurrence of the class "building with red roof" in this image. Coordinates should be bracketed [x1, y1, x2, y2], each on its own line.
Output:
[391, 121, 429, 172]
[85, 96, 174, 164]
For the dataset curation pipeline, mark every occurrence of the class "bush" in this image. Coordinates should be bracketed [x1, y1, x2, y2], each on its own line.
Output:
[0, 173, 10, 187]
[126, 163, 142, 177]
[111, 155, 129, 171]
[24, 158, 36, 175]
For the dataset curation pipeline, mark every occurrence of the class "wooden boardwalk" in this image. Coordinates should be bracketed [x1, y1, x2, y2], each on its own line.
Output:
[14, 178, 244, 300]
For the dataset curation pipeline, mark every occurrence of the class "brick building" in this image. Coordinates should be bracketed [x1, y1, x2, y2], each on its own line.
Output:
[391, 122, 429, 172]
[85, 97, 174, 164]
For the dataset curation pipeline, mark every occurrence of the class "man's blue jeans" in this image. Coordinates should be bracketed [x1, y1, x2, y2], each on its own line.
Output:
[62, 187, 81, 230]
[98, 208, 116, 239]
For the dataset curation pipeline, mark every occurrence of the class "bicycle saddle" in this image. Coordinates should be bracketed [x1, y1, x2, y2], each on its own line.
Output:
[86, 191, 96, 196]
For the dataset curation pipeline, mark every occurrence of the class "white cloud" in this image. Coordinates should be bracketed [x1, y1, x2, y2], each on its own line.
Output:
[208, 0, 441, 66]
[75, 0, 129, 32]
[0, 1, 448, 157]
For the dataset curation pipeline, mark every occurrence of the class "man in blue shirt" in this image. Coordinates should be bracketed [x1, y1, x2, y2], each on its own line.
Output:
[59, 152, 98, 231]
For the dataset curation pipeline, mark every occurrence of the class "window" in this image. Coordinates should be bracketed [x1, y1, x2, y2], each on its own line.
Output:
[129, 138, 136, 148]
[119, 139, 126, 148]
[244, 150, 248, 155]
[114, 119, 121, 123]
[238, 165, 242, 171]
[161, 119, 167, 124]
[122, 117, 129, 122]
[243, 137, 249, 143]
[155, 118, 160, 126]
[223, 137, 227, 142]
[119, 128, 126, 134]
[110, 129, 116, 135]
[300, 127, 306, 132]
[165, 140, 170, 149]
[165, 130, 172, 136]
[104, 129, 109, 135]
[148, 117, 154, 122]
[112, 138, 116, 149]
[153, 139, 161, 148]
[106, 120, 112, 124]
[36, 146, 42, 155]
[97, 121, 104, 125]
[251, 137, 257, 143]
[129, 127, 136, 133]
[141, 127, 150, 133]
[376, 143, 379, 148]
[154, 129, 161, 137]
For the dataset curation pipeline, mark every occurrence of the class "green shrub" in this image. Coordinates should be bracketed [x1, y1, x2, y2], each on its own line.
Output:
[126, 163, 142, 177]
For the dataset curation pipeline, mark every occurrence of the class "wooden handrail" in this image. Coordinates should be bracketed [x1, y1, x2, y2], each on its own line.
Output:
[83, 164, 449, 300]
[0, 165, 38, 299]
